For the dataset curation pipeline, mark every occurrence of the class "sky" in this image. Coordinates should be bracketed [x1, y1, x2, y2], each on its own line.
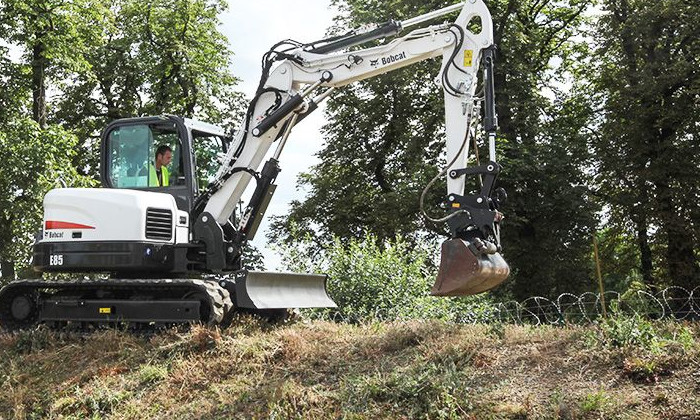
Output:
[220, 0, 338, 269]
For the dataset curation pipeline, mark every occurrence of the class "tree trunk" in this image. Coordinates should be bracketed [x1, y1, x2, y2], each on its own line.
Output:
[632, 186, 655, 290]
[32, 39, 47, 128]
[635, 215, 655, 289]
[655, 179, 700, 290]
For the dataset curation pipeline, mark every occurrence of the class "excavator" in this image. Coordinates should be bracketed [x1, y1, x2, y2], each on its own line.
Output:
[0, 0, 509, 330]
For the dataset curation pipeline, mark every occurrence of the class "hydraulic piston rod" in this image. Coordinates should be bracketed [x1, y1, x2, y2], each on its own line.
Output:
[401, 2, 467, 29]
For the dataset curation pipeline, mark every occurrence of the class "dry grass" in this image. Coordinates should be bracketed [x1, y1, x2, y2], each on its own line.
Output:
[0, 318, 698, 419]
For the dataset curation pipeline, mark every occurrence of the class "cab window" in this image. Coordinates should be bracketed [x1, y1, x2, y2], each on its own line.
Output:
[192, 130, 228, 191]
[106, 123, 185, 188]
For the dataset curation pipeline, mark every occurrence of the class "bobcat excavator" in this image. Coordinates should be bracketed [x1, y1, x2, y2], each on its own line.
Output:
[0, 0, 509, 330]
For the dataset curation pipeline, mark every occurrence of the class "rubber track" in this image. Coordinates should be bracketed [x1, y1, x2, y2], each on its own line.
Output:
[0, 278, 233, 331]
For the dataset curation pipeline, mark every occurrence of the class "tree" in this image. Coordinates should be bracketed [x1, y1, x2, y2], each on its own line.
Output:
[0, 0, 104, 127]
[0, 4, 97, 278]
[593, 0, 700, 290]
[0, 46, 28, 279]
[0, 47, 28, 120]
[271, 0, 599, 299]
[52, 0, 244, 176]
[0, 119, 93, 280]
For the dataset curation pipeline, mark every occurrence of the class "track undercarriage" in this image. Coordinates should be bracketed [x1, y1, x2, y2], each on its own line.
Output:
[0, 278, 235, 332]
[0, 270, 334, 332]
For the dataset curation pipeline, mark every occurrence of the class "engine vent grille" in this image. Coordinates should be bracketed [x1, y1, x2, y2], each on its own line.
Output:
[145, 208, 172, 241]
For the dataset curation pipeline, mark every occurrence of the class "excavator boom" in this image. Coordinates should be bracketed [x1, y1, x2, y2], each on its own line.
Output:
[201, 0, 510, 297]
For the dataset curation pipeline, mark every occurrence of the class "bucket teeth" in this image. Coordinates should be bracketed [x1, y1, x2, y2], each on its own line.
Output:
[431, 238, 510, 296]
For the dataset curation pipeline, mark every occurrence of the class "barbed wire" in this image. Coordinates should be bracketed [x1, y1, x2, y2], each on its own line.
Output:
[489, 286, 700, 326]
[310, 286, 700, 325]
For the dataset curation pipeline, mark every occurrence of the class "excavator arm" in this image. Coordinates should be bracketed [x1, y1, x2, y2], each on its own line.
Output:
[196, 0, 509, 296]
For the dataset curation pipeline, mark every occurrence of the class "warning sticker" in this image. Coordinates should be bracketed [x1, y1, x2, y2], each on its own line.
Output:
[464, 50, 473, 67]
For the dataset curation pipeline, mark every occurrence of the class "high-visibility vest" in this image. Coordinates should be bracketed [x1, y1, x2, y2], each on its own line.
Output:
[148, 164, 170, 187]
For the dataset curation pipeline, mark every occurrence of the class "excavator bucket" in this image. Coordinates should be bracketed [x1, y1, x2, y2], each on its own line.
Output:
[234, 271, 337, 309]
[431, 238, 510, 296]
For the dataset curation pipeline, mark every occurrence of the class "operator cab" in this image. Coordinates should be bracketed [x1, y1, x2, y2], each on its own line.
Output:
[100, 115, 231, 212]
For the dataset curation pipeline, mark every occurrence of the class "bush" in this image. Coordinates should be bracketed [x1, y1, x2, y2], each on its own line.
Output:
[595, 301, 697, 354]
[600, 307, 663, 352]
[278, 232, 494, 323]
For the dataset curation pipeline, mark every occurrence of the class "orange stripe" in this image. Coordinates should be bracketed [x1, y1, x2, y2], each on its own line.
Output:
[45, 221, 95, 230]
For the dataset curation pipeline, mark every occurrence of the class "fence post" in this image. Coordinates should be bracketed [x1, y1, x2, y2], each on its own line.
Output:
[593, 233, 607, 318]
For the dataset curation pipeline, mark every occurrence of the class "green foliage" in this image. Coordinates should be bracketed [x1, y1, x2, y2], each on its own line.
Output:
[0, 119, 95, 279]
[582, 309, 698, 384]
[96, 0, 239, 119]
[7, 326, 57, 355]
[0, 0, 109, 128]
[675, 325, 696, 352]
[271, 60, 446, 246]
[138, 364, 169, 384]
[0, 0, 100, 74]
[615, 281, 664, 318]
[622, 355, 666, 384]
[58, 385, 133, 418]
[579, 389, 610, 414]
[242, 243, 266, 271]
[594, 301, 697, 356]
[599, 307, 663, 353]
[594, 228, 645, 292]
[51, 0, 244, 176]
[0, 51, 29, 121]
[269, 0, 474, 249]
[278, 229, 495, 322]
[489, 0, 600, 299]
[592, 0, 700, 289]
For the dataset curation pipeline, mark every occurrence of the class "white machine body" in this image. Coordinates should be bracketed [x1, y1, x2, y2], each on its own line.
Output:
[39, 188, 189, 244]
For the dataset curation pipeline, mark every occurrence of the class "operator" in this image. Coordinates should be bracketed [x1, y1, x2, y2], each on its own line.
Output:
[149, 145, 172, 187]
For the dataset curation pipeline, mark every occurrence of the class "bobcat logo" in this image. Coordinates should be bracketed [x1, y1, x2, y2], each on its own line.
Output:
[370, 52, 407, 68]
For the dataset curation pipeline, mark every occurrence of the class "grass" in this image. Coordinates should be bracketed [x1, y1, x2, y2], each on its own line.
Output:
[0, 317, 698, 419]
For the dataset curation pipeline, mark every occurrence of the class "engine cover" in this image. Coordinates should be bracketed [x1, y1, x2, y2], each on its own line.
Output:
[32, 188, 190, 274]
[38, 188, 186, 244]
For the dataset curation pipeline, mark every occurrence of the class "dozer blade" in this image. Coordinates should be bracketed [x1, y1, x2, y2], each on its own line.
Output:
[234, 271, 337, 309]
[431, 238, 510, 296]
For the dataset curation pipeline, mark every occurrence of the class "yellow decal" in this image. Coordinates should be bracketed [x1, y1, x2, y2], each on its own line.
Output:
[463, 50, 473, 67]
[452, 203, 461, 208]
[99, 307, 112, 314]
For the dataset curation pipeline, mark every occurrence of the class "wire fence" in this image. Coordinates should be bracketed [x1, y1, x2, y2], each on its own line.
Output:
[461, 286, 700, 326]
[314, 286, 700, 325]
